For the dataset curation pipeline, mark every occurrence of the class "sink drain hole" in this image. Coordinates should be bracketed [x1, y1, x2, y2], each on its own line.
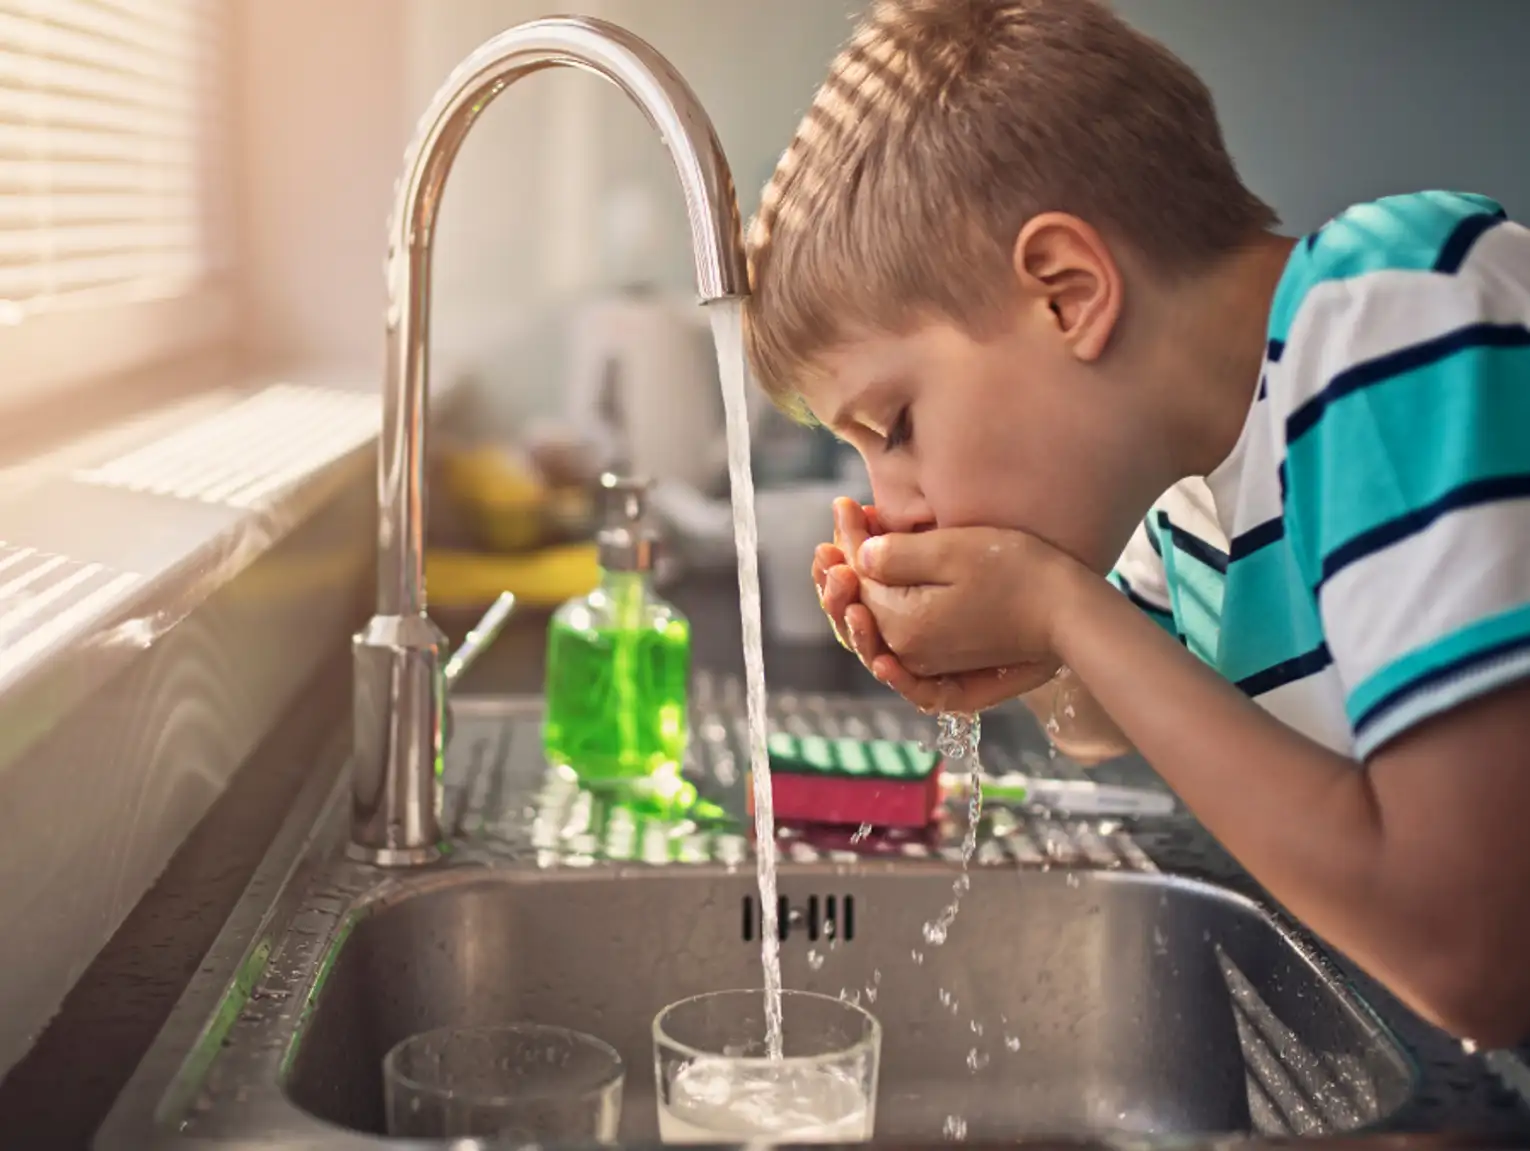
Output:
[741, 894, 856, 944]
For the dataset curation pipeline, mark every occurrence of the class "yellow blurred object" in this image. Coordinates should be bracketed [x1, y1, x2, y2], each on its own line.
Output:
[426, 544, 601, 610]
[440, 444, 548, 552]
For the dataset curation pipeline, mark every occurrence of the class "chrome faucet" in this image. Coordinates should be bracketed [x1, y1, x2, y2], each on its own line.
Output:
[350, 17, 749, 865]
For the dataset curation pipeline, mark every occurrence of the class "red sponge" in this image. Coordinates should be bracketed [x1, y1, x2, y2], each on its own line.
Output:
[746, 733, 942, 830]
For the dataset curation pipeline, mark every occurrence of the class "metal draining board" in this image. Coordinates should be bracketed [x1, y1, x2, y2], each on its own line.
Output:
[451, 671, 1168, 874]
[72, 383, 379, 509]
[0, 542, 143, 693]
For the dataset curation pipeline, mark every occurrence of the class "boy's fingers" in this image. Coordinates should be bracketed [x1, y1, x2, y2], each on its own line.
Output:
[843, 602, 884, 667]
[814, 542, 846, 578]
[833, 498, 871, 566]
[823, 564, 860, 617]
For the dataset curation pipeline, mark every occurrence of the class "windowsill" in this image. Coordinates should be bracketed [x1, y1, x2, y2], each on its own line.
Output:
[0, 365, 453, 769]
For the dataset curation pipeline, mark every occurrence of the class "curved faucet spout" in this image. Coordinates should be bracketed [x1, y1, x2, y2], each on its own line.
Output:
[352, 17, 750, 866]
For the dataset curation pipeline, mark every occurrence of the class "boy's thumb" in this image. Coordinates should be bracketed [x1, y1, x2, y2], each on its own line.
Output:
[857, 533, 943, 585]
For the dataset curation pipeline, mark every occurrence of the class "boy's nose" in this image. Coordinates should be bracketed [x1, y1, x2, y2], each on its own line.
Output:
[866, 493, 936, 534]
[864, 463, 935, 533]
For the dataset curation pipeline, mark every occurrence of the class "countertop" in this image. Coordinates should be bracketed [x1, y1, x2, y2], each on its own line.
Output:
[5, 569, 1527, 1147]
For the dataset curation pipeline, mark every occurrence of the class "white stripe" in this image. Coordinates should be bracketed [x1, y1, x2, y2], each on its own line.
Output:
[1113, 520, 1171, 611]
[1252, 664, 1353, 756]
[1320, 497, 1530, 696]
[1460, 218, 1530, 297]
[1356, 647, 1530, 759]
[1269, 247, 1530, 464]
[1211, 396, 1284, 542]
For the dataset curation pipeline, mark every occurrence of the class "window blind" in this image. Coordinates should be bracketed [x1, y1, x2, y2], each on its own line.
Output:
[0, 0, 233, 400]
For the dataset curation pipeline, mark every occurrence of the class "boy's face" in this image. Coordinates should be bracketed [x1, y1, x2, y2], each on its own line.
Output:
[803, 314, 1156, 576]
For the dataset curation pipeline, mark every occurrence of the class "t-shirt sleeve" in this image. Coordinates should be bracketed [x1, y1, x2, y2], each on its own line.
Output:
[1277, 218, 1530, 758]
[1108, 513, 1178, 638]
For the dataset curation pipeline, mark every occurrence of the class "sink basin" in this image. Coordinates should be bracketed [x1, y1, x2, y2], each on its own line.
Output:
[284, 866, 1413, 1142]
[108, 691, 1520, 1150]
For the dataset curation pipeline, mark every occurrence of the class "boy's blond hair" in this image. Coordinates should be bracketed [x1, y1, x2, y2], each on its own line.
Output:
[744, 0, 1277, 416]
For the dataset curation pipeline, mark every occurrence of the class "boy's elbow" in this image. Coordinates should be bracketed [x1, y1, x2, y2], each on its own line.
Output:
[1405, 941, 1530, 1050]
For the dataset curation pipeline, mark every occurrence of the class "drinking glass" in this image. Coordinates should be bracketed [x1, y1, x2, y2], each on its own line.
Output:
[653, 989, 881, 1144]
[383, 1023, 623, 1141]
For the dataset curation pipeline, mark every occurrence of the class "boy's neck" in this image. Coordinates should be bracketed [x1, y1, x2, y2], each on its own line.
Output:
[1158, 232, 1297, 478]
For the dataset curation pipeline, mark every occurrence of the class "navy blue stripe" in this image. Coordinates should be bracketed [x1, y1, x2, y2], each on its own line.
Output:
[1277, 460, 1287, 504]
[1256, 374, 1268, 401]
[1287, 323, 1530, 446]
[1434, 211, 1506, 275]
[1317, 473, 1530, 593]
[1159, 511, 1229, 574]
[1235, 643, 1332, 697]
[1144, 517, 1163, 557]
[1229, 516, 1284, 561]
[1267, 339, 1286, 363]
[1116, 574, 1174, 620]
[1353, 632, 1530, 740]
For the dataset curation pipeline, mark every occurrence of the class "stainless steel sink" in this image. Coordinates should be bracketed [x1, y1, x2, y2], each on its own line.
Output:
[101, 687, 1530, 1149]
[283, 867, 1411, 1141]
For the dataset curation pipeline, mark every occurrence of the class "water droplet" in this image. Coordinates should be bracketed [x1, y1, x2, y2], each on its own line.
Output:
[970, 1020, 984, 1036]
[1005, 1035, 1022, 1052]
[911, 949, 924, 965]
[966, 1048, 990, 1072]
[943, 1115, 968, 1141]
[807, 949, 825, 970]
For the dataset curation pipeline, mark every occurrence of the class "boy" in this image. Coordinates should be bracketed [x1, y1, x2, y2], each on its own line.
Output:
[743, 0, 1530, 1046]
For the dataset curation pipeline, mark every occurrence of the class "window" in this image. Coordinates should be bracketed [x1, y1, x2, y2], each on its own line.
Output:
[0, 0, 234, 405]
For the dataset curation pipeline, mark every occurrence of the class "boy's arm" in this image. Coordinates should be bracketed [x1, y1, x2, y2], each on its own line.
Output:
[1027, 510, 1179, 763]
[1051, 227, 1530, 1044]
[1051, 569, 1530, 1046]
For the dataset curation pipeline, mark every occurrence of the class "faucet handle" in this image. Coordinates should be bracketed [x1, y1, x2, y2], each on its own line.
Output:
[441, 591, 516, 753]
[443, 591, 517, 691]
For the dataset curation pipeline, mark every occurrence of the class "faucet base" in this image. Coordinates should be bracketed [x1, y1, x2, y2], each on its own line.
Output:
[351, 613, 449, 863]
[346, 841, 442, 868]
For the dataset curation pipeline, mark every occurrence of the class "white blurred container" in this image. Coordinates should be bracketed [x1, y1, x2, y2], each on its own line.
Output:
[756, 483, 840, 644]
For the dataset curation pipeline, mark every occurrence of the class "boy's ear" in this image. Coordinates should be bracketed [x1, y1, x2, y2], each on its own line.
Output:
[1011, 212, 1123, 363]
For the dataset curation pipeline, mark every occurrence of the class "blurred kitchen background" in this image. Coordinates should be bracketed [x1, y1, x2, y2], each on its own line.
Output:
[243, 0, 1530, 639]
[0, 1, 1528, 1140]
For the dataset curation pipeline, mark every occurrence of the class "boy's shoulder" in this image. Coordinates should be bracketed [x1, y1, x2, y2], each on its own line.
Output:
[1268, 190, 1513, 346]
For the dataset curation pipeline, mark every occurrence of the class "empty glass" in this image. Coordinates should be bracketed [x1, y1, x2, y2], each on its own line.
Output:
[383, 1023, 623, 1141]
[653, 989, 881, 1144]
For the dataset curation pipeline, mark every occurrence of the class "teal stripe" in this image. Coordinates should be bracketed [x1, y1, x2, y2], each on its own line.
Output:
[1284, 342, 1530, 569]
[1268, 192, 1506, 342]
[1107, 570, 1178, 637]
[1163, 544, 1224, 665]
[1217, 545, 1324, 682]
[1347, 600, 1530, 729]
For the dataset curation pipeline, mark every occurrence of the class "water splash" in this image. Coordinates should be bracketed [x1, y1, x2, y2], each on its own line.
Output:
[708, 300, 782, 1059]
[923, 712, 983, 947]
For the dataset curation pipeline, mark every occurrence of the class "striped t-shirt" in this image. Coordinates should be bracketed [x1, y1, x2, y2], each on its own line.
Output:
[1109, 191, 1530, 759]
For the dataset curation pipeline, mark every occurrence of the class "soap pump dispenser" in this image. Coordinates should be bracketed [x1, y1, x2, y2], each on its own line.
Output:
[543, 473, 692, 799]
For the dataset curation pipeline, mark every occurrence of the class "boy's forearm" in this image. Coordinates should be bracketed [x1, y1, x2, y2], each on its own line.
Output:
[1045, 563, 1523, 1041]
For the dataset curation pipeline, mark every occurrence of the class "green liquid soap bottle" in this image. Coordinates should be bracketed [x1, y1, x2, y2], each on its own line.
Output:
[543, 473, 692, 808]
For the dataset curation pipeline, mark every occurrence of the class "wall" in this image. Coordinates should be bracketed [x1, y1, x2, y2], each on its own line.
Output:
[1115, 0, 1530, 232]
[234, 0, 408, 381]
[238, 0, 1530, 415]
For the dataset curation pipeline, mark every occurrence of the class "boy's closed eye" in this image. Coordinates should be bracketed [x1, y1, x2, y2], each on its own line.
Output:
[883, 404, 913, 451]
